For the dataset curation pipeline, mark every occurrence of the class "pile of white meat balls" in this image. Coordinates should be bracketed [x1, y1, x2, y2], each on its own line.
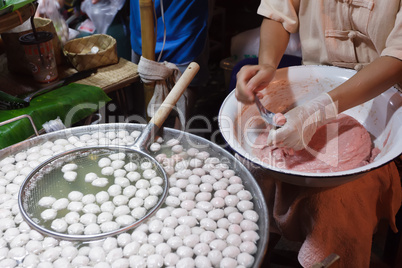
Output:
[37, 150, 164, 236]
[0, 129, 261, 268]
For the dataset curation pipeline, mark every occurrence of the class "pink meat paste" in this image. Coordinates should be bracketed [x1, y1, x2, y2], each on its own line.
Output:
[252, 114, 379, 173]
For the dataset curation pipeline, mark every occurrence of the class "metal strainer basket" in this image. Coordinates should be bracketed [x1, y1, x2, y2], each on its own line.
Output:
[18, 146, 168, 241]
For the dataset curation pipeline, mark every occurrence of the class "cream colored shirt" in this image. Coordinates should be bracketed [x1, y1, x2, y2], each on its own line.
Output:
[258, 0, 402, 71]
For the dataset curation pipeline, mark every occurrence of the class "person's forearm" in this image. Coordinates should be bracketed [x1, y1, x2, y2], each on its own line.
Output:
[328, 56, 402, 113]
[258, 18, 290, 68]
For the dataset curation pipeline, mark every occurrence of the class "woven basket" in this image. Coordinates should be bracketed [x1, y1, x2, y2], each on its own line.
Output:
[1, 17, 63, 75]
[63, 34, 119, 71]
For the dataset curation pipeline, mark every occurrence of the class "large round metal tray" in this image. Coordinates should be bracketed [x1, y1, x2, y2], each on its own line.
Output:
[0, 123, 269, 267]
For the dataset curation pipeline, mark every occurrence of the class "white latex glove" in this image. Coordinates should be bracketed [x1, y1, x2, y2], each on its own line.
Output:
[267, 93, 338, 151]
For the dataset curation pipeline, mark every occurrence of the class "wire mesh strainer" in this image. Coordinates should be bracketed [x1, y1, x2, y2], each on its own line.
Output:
[18, 146, 168, 241]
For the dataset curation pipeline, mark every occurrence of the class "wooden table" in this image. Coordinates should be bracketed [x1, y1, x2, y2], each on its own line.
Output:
[0, 57, 139, 96]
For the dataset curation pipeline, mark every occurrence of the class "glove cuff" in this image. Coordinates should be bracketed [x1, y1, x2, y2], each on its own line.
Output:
[314, 92, 338, 126]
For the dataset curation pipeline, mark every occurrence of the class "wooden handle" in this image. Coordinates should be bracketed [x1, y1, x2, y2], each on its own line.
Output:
[150, 62, 200, 127]
[139, 0, 156, 121]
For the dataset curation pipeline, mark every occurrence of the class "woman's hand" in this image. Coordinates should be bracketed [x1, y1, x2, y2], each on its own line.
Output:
[235, 63, 277, 104]
[267, 93, 338, 151]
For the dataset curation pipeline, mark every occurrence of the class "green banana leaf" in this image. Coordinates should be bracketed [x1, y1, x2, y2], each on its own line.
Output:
[0, 83, 111, 149]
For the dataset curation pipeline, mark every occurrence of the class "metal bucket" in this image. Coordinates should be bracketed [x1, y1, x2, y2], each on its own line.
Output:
[0, 123, 269, 267]
[218, 65, 402, 187]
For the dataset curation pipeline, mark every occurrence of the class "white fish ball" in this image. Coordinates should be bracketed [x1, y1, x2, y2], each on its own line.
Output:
[136, 179, 150, 189]
[193, 242, 210, 256]
[25, 240, 43, 256]
[23, 254, 40, 267]
[85, 172, 98, 183]
[201, 175, 216, 184]
[167, 236, 183, 250]
[68, 191, 83, 201]
[61, 163, 78, 173]
[239, 241, 258, 254]
[99, 158, 112, 168]
[117, 233, 132, 247]
[128, 197, 144, 209]
[116, 215, 135, 227]
[181, 200, 196, 211]
[122, 185, 137, 198]
[123, 241, 140, 257]
[62, 246, 79, 260]
[210, 239, 228, 251]
[88, 246, 106, 262]
[129, 255, 146, 268]
[225, 195, 240, 207]
[82, 194, 96, 205]
[131, 207, 147, 219]
[67, 201, 83, 212]
[135, 188, 149, 199]
[229, 176, 242, 184]
[210, 169, 223, 179]
[38, 196, 57, 208]
[240, 230, 260, 243]
[96, 191, 110, 204]
[186, 184, 200, 194]
[63, 171, 77, 182]
[171, 208, 187, 218]
[199, 231, 216, 244]
[71, 255, 90, 266]
[143, 169, 157, 179]
[161, 227, 175, 241]
[210, 197, 225, 208]
[112, 195, 129, 206]
[40, 247, 60, 262]
[149, 185, 164, 196]
[164, 252, 179, 266]
[65, 211, 80, 224]
[237, 190, 253, 201]
[150, 176, 163, 186]
[138, 244, 154, 257]
[124, 162, 137, 172]
[168, 186, 182, 197]
[216, 228, 230, 240]
[237, 252, 255, 267]
[80, 213, 97, 226]
[98, 212, 113, 224]
[181, 233, 199, 248]
[144, 195, 159, 210]
[179, 192, 195, 201]
[111, 160, 125, 170]
[240, 220, 259, 231]
[140, 162, 153, 170]
[127, 171, 141, 182]
[208, 209, 225, 221]
[101, 166, 115, 176]
[51, 218, 68, 232]
[196, 192, 212, 202]
[92, 177, 109, 187]
[28, 230, 43, 241]
[178, 216, 198, 227]
[41, 209, 57, 221]
[68, 223, 84, 235]
[114, 167, 127, 177]
[228, 224, 242, 235]
[149, 142, 161, 152]
[215, 189, 229, 199]
[220, 257, 238, 268]
[196, 201, 213, 212]
[84, 223, 101, 235]
[113, 205, 130, 217]
[163, 216, 178, 229]
[102, 237, 117, 253]
[228, 212, 243, 224]
[114, 177, 130, 188]
[237, 200, 254, 212]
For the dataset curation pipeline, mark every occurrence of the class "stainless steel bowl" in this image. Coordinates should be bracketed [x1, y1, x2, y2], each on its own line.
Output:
[218, 65, 402, 187]
[0, 123, 269, 267]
